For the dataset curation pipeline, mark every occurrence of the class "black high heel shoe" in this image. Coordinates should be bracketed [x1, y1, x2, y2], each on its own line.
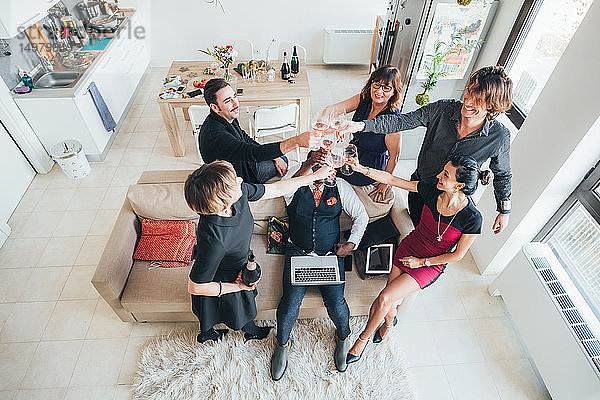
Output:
[346, 336, 369, 365]
[373, 316, 397, 344]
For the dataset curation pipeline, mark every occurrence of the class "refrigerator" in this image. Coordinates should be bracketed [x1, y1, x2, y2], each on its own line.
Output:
[372, 0, 499, 160]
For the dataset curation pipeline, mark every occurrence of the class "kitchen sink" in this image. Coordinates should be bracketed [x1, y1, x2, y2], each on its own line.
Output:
[35, 71, 81, 88]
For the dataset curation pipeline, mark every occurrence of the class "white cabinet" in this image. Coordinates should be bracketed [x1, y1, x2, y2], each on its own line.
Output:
[15, 13, 149, 158]
[0, 0, 60, 39]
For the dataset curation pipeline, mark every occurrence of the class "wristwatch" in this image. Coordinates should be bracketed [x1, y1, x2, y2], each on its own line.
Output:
[424, 258, 431, 267]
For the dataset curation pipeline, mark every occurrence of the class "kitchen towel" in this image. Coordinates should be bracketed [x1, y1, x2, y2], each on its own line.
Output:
[88, 81, 116, 131]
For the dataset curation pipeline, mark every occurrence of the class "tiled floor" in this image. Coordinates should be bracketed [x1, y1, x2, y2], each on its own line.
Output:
[0, 66, 551, 400]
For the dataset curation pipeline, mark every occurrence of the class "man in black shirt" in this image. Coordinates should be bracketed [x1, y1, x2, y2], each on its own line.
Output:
[199, 78, 320, 183]
[341, 66, 514, 234]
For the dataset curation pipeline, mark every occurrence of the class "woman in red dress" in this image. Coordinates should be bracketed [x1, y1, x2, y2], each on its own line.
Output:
[345, 155, 490, 364]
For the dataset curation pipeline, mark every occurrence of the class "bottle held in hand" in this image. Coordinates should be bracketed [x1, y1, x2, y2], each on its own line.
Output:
[242, 250, 262, 287]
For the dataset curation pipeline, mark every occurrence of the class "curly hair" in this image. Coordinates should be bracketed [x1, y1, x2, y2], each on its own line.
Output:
[464, 66, 513, 120]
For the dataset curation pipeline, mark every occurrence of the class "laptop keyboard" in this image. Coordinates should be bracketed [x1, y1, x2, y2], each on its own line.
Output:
[294, 267, 338, 283]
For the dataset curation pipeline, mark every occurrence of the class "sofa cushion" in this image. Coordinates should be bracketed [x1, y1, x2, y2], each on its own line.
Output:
[127, 183, 199, 221]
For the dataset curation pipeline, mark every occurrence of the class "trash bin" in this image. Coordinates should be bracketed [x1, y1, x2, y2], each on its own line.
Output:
[50, 140, 91, 179]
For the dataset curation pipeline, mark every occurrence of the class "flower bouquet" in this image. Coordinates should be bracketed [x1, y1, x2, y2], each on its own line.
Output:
[199, 45, 238, 82]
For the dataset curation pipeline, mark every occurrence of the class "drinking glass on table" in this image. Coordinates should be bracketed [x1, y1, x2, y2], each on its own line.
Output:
[340, 144, 358, 176]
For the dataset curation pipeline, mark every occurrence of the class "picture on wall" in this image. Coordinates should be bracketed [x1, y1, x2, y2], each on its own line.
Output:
[417, 2, 492, 80]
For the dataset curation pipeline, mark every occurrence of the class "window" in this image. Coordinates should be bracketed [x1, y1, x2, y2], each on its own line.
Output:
[537, 160, 600, 320]
[498, 0, 593, 128]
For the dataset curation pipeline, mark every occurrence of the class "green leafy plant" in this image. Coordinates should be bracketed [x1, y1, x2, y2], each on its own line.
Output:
[416, 29, 484, 106]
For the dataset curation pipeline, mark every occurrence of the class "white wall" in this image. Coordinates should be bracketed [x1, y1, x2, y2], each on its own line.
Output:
[470, 0, 600, 275]
[133, 0, 387, 66]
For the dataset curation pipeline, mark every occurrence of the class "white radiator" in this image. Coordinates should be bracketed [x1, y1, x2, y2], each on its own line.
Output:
[491, 243, 600, 400]
[323, 29, 373, 64]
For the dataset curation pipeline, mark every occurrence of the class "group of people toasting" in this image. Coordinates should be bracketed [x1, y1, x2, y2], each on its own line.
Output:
[185, 63, 514, 380]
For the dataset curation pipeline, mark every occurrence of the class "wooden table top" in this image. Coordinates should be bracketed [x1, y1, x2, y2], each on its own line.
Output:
[157, 60, 310, 104]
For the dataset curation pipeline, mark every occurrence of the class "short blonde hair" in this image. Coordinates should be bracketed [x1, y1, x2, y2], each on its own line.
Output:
[184, 161, 238, 215]
[464, 66, 513, 120]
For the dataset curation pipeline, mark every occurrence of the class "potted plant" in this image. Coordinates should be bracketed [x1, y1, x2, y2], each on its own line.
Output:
[415, 29, 483, 106]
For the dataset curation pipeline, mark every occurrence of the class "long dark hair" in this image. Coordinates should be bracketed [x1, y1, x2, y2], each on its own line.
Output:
[450, 155, 491, 195]
[360, 65, 402, 111]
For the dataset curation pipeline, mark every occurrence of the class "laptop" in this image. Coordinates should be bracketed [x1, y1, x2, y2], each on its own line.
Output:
[290, 255, 344, 285]
[365, 244, 394, 274]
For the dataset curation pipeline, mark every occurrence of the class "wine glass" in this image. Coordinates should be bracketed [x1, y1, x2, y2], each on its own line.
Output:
[323, 152, 344, 187]
[340, 144, 358, 176]
[331, 110, 349, 143]
[312, 112, 330, 150]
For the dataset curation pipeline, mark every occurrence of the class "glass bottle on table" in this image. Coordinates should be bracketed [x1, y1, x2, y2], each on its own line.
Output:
[281, 52, 291, 80]
[291, 46, 299, 74]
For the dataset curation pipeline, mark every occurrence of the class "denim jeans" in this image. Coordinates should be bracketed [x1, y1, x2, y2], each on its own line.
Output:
[254, 155, 289, 184]
[275, 242, 350, 345]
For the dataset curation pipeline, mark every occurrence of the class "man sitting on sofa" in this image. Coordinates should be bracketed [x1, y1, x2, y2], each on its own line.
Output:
[270, 149, 369, 380]
[199, 78, 320, 183]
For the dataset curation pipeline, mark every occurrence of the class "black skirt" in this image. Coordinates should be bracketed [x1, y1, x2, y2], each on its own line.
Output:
[191, 289, 258, 331]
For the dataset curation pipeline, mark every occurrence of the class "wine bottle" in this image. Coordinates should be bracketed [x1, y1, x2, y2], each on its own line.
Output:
[291, 46, 299, 74]
[281, 52, 291, 80]
[242, 250, 261, 287]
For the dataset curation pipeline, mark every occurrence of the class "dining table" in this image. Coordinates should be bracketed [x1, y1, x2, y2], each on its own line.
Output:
[157, 60, 311, 157]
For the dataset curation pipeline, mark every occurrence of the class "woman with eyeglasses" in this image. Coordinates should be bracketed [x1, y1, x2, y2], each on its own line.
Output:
[321, 65, 403, 222]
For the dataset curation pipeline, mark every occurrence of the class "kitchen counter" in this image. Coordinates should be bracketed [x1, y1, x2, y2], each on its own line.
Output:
[12, 10, 136, 99]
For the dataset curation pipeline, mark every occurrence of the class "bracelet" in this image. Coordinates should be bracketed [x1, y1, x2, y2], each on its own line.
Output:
[217, 281, 222, 297]
[365, 167, 371, 177]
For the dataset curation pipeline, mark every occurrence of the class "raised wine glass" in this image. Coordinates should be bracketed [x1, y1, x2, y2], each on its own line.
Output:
[311, 112, 330, 150]
[323, 152, 344, 187]
[331, 110, 349, 143]
[340, 144, 358, 176]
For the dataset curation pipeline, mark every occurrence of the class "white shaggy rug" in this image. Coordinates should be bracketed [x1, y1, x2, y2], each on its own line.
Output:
[133, 317, 416, 400]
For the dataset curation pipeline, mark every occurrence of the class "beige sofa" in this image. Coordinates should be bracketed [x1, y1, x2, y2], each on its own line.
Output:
[92, 170, 415, 323]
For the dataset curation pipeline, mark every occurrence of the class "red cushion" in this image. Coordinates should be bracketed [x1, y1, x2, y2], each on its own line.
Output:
[133, 219, 196, 268]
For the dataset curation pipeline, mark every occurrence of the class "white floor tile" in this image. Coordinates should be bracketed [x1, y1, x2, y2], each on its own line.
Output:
[42, 299, 97, 340]
[70, 338, 128, 386]
[64, 385, 115, 399]
[86, 299, 132, 339]
[470, 317, 526, 361]
[79, 166, 118, 188]
[14, 190, 44, 213]
[34, 189, 76, 212]
[18, 212, 62, 238]
[13, 388, 66, 400]
[0, 269, 33, 302]
[0, 302, 55, 343]
[487, 359, 551, 400]
[67, 188, 108, 211]
[409, 365, 453, 400]
[444, 362, 501, 400]
[88, 209, 120, 236]
[53, 211, 96, 237]
[430, 320, 485, 364]
[38, 237, 85, 267]
[118, 337, 147, 385]
[0, 343, 38, 390]
[21, 340, 83, 388]
[74, 235, 108, 266]
[0, 238, 49, 268]
[396, 321, 442, 367]
[113, 384, 132, 400]
[20, 267, 70, 302]
[60, 266, 99, 300]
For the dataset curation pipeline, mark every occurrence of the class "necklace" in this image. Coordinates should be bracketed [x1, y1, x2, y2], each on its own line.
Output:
[436, 197, 466, 242]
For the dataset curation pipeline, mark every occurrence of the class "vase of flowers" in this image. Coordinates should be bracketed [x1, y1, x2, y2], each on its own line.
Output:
[199, 45, 238, 83]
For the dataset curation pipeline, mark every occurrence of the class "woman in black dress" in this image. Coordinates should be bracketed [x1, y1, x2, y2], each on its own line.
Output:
[184, 160, 332, 343]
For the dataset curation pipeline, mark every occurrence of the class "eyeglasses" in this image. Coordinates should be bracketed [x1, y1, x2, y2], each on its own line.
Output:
[371, 82, 393, 93]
